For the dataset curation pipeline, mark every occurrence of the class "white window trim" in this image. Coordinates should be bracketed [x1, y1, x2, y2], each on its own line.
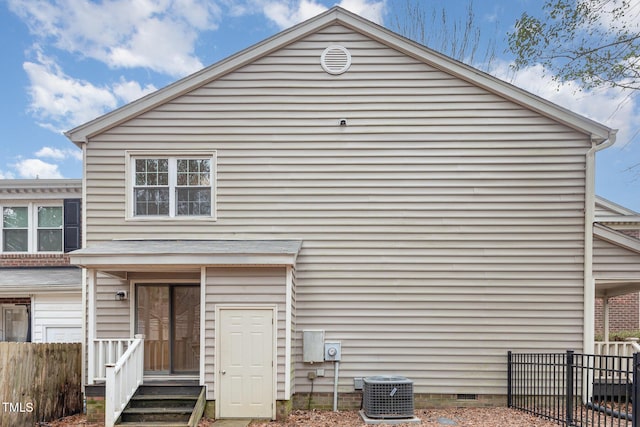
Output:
[1, 202, 64, 254]
[125, 150, 217, 221]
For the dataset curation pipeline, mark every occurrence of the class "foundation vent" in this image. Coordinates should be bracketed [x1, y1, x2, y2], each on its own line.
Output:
[457, 394, 479, 401]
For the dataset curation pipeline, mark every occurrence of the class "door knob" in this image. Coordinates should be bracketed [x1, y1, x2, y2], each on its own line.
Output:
[221, 370, 226, 375]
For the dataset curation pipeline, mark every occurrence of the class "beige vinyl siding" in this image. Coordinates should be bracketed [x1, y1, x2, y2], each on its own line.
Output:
[204, 267, 287, 401]
[85, 24, 589, 395]
[596, 204, 621, 217]
[32, 293, 82, 342]
[95, 274, 130, 338]
[594, 237, 640, 280]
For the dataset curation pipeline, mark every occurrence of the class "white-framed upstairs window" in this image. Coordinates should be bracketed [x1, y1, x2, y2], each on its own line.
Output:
[37, 206, 63, 251]
[128, 151, 216, 220]
[1, 203, 63, 253]
[3, 207, 28, 252]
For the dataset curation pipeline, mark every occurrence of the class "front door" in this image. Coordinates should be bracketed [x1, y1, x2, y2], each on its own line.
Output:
[218, 307, 274, 418]
[136, 284, 200, 374]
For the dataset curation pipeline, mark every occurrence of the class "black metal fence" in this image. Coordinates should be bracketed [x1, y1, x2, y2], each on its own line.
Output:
[508, 350, 640, 426]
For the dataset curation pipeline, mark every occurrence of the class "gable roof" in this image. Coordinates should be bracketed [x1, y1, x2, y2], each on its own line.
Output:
[596, 196, 640, 225]
[65, 6, 614, 146]
[596, 195, 640, 216]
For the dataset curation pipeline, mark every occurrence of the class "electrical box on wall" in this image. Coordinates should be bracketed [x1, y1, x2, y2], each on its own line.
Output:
[324, 341, 342, 361]
[303, 330, 325, 363]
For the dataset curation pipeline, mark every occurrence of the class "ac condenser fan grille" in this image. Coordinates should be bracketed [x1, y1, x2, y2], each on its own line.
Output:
[363, 376, 414, 419]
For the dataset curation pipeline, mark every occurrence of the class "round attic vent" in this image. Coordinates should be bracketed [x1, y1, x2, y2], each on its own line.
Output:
[321, 45, 351, 75]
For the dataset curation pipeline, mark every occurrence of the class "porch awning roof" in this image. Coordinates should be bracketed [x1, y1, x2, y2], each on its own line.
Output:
[0, 267, 81, 293]
[70, 240, 303, 274]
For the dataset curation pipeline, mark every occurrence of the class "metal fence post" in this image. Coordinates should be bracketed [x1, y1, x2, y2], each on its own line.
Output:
[566, 350, 574, 426]
[507, 351, 512, 408]
[633, 352, 639, 427]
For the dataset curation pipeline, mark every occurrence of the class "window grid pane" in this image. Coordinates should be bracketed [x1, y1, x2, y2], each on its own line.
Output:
[38, 206, 63, 228]
[177, 159, 211, 187]
[135, 159, 169, 187]
[134, 158, 170, 216]
[37, 206, 63, 252]
[134, 188, 170, 216]
[3, 229, 28, 252]
[3, 207, 28, 228]
[38, 229, 63, 252]
[176, 188, 211, 216]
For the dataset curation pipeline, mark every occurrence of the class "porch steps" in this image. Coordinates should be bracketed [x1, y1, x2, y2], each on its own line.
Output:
[117, 385, 205, 427]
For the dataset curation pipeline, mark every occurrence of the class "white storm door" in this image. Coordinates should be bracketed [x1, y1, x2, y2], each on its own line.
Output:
[218, 308, 274, 418]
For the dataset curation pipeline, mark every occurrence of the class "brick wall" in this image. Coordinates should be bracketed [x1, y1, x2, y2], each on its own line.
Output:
[595, 293, 640, 335]
[0, 253, 70, 267]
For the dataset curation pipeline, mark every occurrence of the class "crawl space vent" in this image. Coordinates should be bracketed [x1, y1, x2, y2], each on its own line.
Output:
[321, 45, 352, 75]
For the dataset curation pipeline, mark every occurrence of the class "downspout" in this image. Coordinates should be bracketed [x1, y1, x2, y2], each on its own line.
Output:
[584, 130, 616, 355]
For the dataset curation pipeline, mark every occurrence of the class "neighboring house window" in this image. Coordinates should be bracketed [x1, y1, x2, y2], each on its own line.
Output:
[37, 206, 63, 251]
[1, 204, 65, 253]
[3, 207, 28, 252]
[131, 154, 214, 218]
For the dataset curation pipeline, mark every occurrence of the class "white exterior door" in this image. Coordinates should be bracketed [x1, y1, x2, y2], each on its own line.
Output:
[218, 307, 274, 419]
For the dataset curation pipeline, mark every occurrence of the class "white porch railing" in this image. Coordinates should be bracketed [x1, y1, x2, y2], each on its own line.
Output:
[595, 339, 640, 358]
[594, 340, 640, 379]
[105, 335, 144, 427]
[90, 338, 136, 384]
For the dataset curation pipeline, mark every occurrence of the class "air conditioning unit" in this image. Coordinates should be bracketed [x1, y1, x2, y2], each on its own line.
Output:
[363, 376, 414, 419]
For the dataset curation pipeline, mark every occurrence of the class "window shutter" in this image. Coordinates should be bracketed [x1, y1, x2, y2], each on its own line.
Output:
[63, 198, 81, 252]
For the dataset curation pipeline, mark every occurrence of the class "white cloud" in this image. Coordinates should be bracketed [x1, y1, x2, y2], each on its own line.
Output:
[35, 146, 66, 160]
[112, 79, 157, 104]
[337, 0, 385, 24]
[8, 0, 221, 77]
[12, 158, 64, 179]
[262, 0, 328, 28]
[35, 146, 83, 161]
[23, 52, 118, 132]
[582, 0, 640, 32]
[0, 171, 16, 179]
[490, 60, 640, 148]
[23, 50, 159, 132]
[257, 0, 385, 29]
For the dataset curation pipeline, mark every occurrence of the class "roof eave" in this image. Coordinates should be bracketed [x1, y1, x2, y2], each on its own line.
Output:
[594, 223, 640, 254]
[596, 195, 640, 216]
[70, 252, 299, 269]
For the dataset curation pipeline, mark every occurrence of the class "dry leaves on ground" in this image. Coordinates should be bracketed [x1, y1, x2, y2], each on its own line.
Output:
[45, 408, 562, 426]
[240, 408, 559, 426]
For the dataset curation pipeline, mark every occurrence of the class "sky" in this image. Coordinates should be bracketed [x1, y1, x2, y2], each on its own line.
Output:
[1, 0, 639, 211]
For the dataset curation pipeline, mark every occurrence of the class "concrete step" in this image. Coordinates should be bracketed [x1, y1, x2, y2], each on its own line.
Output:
[120, 406, 193, 423]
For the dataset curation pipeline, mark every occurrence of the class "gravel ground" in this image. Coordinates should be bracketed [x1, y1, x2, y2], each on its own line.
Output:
[43, 408, 561, 426]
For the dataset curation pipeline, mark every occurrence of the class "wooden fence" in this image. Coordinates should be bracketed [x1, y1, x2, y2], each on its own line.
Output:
[0, 342, 82, 426]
